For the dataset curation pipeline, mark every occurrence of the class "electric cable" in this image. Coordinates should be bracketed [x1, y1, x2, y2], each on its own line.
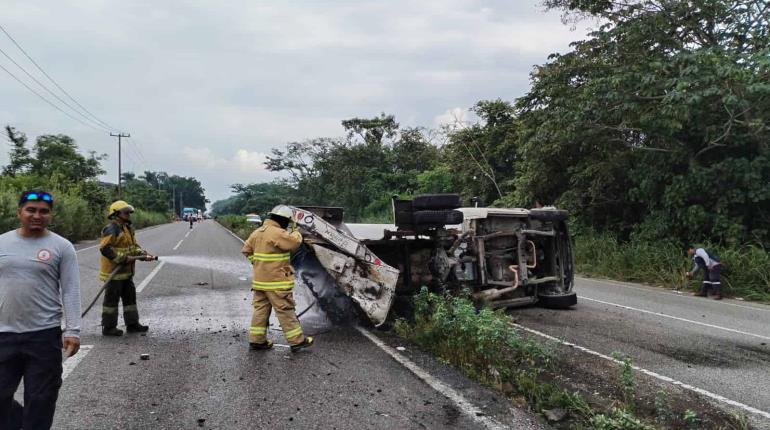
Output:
[0, 45, 111, 132]
[0, 22, 123, 132]
[0, 61, 105, 132]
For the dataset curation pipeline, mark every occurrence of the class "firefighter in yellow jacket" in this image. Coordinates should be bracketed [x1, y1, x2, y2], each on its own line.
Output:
[99, 200, 155, 336]
[242, 205, 314, 352]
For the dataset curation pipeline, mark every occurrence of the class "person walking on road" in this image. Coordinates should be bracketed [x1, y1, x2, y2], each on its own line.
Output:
[687, 245, 724, 300]
[0, 190, 81, 430]
[99, 200, 155, 336]
[242, 205, 314, 352]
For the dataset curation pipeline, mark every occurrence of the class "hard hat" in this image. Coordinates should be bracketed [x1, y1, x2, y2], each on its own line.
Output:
[268, 205, 293, 220]
[109, 200, 135, 217]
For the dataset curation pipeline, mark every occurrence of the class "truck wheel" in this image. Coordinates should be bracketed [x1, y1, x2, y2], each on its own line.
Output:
[412, 193, 462, 210]
[413, 210, 463, 225]
[529, 209, 568, 222]
[537, 292, 577, 309]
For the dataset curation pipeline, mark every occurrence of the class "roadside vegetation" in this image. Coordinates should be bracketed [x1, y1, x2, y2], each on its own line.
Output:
[212, 0, 769, 301]
[1, 126, 206, 241]
[216, 214, 254, 240]
[575, 231, 770, 302]
[395, 289, 750, 429]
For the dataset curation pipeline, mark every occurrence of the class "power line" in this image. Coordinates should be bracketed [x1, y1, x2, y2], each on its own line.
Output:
[0, 45, 110, 133]
[0, 61, 106, 132]
[0, 23, 123, 132]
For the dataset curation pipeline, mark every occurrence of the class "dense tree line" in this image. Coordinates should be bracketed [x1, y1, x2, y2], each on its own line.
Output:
[213, 0, 769, 246]
[1, 126, 207, 239]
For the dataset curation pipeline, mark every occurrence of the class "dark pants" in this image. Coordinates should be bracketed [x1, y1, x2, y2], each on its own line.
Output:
[102, 278, 139, 328]
[704, 264, 723, 295]
[0, 327, 63, 430]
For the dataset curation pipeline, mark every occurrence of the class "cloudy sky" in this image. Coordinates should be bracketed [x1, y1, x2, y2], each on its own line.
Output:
[0, 1, 592, 205]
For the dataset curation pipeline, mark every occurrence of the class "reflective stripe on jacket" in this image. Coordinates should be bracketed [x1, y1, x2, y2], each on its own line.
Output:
[242, 219, 302, 291]
[99, 221, 144, 281]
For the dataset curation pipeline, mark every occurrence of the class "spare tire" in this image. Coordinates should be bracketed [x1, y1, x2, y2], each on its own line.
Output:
[413, 210, 463, 225]
[413, 193, 462, 210]
[394, 210, 413, 225]
[529, 208, 568, 222]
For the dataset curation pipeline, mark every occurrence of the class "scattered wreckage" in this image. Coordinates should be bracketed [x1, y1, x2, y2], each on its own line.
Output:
[290, 193, 576, 326]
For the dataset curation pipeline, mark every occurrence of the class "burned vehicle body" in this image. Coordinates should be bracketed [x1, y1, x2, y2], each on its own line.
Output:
[290, 194, 576, 326]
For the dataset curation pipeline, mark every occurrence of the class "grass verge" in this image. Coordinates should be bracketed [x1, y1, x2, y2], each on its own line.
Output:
[394, 288, 752, 429]
[574, 232, 770, 302]
[216, 214, 253, 240]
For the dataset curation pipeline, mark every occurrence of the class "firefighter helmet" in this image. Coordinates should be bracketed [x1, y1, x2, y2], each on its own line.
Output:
[109, 200, 135, 218]
[268, 205, 293, 221]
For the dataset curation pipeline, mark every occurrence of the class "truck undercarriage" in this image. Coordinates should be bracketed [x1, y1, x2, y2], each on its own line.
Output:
[290, 194, 577, 326]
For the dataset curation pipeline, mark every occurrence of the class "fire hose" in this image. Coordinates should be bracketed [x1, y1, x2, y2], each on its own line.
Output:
[81, 255, 158, 318]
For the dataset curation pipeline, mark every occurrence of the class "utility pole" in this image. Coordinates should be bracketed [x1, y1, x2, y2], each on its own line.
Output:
[110, 132, 130, 197]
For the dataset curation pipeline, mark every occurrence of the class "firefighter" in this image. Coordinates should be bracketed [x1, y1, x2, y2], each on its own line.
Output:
[99, 200, 155, 336]
[242, 205, 313, 352]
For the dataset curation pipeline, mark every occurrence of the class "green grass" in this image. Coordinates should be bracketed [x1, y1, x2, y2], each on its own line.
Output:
[216, 214, 254, 240]
[575, 232, 770, 302]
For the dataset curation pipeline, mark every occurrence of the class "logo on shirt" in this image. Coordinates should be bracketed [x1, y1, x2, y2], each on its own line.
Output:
[37, 249, 52, 262]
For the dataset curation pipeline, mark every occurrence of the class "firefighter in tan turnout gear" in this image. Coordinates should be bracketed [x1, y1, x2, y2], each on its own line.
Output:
[242, 205, 314, 352]
[99, 200, 156, 336]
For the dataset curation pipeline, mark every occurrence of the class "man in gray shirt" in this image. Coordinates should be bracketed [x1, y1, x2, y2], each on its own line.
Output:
[0, 190, 81, 430]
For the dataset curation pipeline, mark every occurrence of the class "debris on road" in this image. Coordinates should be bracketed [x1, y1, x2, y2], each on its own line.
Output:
[140, 353, 149, 360]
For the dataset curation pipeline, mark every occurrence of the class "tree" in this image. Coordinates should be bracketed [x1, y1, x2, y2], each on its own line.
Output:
[29, 134, 106, 182]
[514, 0, 770, 243]
[3, 126, 33, 176]
[442, 100, 519, 206]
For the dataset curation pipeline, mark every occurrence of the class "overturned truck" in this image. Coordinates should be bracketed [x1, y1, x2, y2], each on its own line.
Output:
[290, 193, 576, 326]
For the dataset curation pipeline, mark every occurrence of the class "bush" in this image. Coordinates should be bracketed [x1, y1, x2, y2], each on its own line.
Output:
[0, 176, 169, 242]
[395, 288, 552, 384]
[217, 214, 254, 240]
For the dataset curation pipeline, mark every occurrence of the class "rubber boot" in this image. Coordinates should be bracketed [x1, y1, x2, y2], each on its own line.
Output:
[249, 340, 274, 350]
[102, 326, 124, 336]
[291, 336, 314, 353]
[712, 283, 723, 300]
[691, 283, 708, 297]
[126, 323, 149, 333]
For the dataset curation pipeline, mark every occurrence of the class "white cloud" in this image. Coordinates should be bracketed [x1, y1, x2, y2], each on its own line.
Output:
[0, 0, 594, 203]
[183, 147, 269, 175]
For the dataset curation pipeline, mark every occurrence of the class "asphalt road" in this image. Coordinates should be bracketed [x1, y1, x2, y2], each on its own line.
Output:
[46, 221, 546, 430]
[512, 276, 770, 423]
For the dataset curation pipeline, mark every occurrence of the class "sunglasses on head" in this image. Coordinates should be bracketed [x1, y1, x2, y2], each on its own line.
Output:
[20, 192, 54, 204]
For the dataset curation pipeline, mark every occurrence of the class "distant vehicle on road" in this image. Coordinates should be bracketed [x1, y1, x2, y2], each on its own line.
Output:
[182, 207, 196, 221]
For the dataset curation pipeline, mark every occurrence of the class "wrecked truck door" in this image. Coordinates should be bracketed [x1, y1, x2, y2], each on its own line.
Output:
[291, 207, 400, 326]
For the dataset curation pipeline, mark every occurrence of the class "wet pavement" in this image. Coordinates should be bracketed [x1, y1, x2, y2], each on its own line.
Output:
[50, 220, 546, 429]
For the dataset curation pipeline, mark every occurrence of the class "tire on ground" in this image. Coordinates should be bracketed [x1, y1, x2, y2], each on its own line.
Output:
[412, 193, 462, 210]
[529, 208, 568, 222]
[413, 209, 463, 225]
[537, 291, 577, 309]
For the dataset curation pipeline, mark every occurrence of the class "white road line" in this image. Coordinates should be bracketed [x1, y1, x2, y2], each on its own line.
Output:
[62, 345, 93, 380]
[581, 296, 770, 341]
[357, 327, 508, 430]
[219, 222, 246, 244]
[172, 239, 184, 251]
[578, 277, 770, 313]
[512, 323, 770, 420]
[136, 261, 166, 293]
[185, 231, 191, 238]
[75, 243, 100, 253]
